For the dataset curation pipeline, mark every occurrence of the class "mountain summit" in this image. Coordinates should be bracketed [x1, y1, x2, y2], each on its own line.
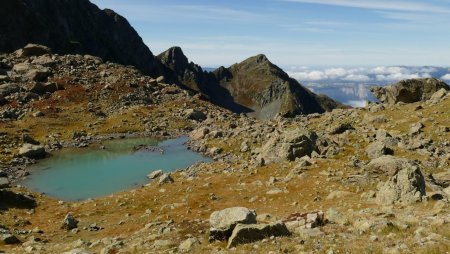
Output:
[212, 54, 342, 119]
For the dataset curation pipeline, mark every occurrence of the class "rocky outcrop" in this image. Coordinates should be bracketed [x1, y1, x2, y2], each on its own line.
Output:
[258, 129, 318, 164]
[376, 159, 426, 205]
[209, 207, 257, 242]
[371, 78, 449, 104]
[0, 0, 161, 75]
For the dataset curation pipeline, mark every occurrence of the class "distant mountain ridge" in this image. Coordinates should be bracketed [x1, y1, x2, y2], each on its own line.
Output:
[157, 48, 344, 119]
[0, 0, 342, 118]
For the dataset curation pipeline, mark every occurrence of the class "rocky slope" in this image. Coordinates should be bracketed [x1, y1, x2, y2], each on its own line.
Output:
[0, 0, 161, 76]
[0, 45, 449, 254]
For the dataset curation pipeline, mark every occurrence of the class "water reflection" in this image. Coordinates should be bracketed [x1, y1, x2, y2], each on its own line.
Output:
[21, 137, 211, 201]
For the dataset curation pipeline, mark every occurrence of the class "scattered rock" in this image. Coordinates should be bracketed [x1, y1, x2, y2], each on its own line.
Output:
[0, 177, 10, 189]
[366, 141, 393, 159]
[18, 44, 51, 57]
[259, 129, 317, 163]
[178, 237, 199, 252]
[326, 190, 353, 200]
[18, 144, 47, 159]
[376, 160, 426, 205]
[184, 109, 207, 122]
[189, 127, 209, 140]
[147, 170, 163, 180]
[227, 222, 290, 248]
[153, 239, 174, 248]
[328, 123, 354, 135]
[62, 214, 79, 230]
[32, 111, 44, 117]
[158, 173, 174, 185]
[62, 249, 94, 254]
[428, 88, 448, 103]
[156, 76, 165, 83]
[410, 123, 424, 135]
[0, 231, 20, 245]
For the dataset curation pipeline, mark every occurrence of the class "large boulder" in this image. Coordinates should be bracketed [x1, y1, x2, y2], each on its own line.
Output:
[209, 207, 257, 242]
[365, 141, 393, 159]
[376, 160, 426, 205]
[258, 129, 318, 164]
[370, 78, 449, 104]
[366, 155, 410, 176]
[227, 222, 290, 248]
[18, 144, 47, 159]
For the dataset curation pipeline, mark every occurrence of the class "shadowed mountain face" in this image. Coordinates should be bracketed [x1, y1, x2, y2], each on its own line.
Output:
[0, 0, 160, 76]
[157, 47, 253, 113]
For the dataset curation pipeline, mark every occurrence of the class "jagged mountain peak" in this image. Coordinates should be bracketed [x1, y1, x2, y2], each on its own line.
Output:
[237, 54, 273, 67]
[157, 46, 188, 66]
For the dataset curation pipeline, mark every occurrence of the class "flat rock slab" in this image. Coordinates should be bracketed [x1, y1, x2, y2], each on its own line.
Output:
[227, 222, 290, 248]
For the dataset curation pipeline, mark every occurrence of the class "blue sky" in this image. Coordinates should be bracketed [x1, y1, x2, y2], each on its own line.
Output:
[91, 0, 450, 67]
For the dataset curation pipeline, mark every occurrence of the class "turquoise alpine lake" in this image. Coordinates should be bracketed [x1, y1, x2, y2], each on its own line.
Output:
[21, 137, 211, 201]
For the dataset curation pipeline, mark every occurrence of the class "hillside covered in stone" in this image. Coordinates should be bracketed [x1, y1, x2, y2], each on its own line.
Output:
[0, 45, 449, 254]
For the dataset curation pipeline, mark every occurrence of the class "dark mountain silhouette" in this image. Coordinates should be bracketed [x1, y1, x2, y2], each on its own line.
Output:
[0, 0, 160, 76]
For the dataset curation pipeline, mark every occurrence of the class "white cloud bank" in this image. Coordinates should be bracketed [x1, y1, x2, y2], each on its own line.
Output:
[287, 66, 443, 83]
[441, 74, 450, 80]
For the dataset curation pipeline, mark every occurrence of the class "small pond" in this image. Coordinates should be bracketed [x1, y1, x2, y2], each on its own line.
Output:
[20, 137, 211, 201]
